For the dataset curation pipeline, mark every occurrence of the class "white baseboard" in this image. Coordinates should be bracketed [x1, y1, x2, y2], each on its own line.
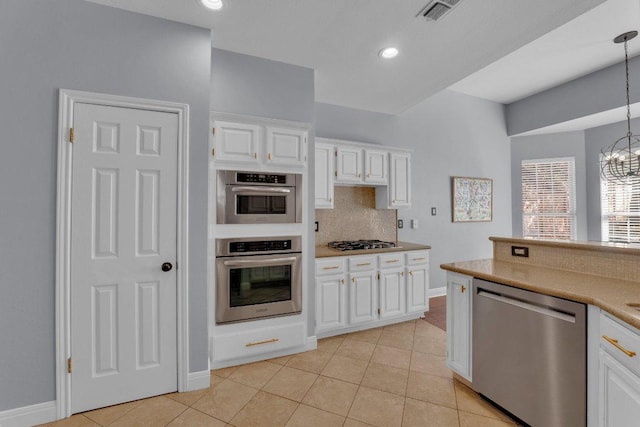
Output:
[0, 401, 56, 427]
[305, 335, 318, 351]
[428, 286, 446, 298]
[186, 370, 211, 392]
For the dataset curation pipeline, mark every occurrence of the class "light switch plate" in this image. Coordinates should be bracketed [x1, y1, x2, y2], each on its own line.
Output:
[398, 219, 404, 229]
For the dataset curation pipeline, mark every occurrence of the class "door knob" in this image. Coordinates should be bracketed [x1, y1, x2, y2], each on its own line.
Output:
[162, 262, 173, 272]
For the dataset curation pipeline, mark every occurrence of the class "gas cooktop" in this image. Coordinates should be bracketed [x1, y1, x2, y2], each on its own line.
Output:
[328, 240, 397, 251]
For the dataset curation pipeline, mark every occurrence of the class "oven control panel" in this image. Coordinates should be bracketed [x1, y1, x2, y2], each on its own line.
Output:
[230, 239, 292, 253]
[236, 173, 287, 184]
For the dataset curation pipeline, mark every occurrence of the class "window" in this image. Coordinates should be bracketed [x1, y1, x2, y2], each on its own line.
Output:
[521, 157, 576, 240]
[601, 165, 640, 243]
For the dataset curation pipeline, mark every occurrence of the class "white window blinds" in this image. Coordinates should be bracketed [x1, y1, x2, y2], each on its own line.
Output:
[600, 164, 640, 243]
[521, 157, 576, 240]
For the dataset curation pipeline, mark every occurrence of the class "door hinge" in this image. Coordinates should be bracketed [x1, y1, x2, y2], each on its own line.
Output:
[212, 127, 216, 136]
[67, 357, 72, 374]
[69, 128, 75, 143]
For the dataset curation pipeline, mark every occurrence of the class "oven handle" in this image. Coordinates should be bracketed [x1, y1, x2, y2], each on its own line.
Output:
[223, 256, 298, 267]
[231, 186, 291, 194]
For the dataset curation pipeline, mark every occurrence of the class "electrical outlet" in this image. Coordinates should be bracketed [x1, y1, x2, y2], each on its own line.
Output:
[431, 207, 437, 216]
[397, 219, 404, 229]
[411, 219, 419, 229]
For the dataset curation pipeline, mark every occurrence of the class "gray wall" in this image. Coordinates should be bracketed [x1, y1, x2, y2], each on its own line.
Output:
[510, 131, 588, 240]
[506, 56, 640, 136]
[316, 91, 513, 289]
[0, 0, 211, 411]
[211, 48, 315, 123]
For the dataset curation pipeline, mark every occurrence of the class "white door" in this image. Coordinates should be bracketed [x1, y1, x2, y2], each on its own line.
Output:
[379, 268, 405, 319]
[266, 126, 307, 167]
[213, 120, 260, 163]
[446, 273, 473, 381]
[390, 153, 411, 207]
[70, 103, 178, 413]
[599, 350, 640, 426]
[349, 272, 378, 325]
[364, 149, 388, 184]
[336, 146, 362, 183]
[406, 266, 428, 313]
[314, 143, 334, 209]
[316, 275, 346, 332]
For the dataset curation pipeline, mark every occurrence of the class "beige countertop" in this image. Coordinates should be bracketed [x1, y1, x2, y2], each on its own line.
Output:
[441, 258, 640, 330]
[315, 241, 431, 258]
[490, 236, 640, 255]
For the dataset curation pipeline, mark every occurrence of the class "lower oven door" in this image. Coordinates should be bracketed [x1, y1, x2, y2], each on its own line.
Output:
[223, 186, 296, 224]
[216, 253, 302, 323]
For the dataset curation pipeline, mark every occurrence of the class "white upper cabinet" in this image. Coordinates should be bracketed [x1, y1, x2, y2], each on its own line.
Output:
[364, 149, 388, 185]
[336, 146, 363, 183]
[212, 121, 261, 164]
[211, 114, 308, 170]
[377, 152, 411, 209]
[266, 126, 307, 167]
[315, 142, 335, 209]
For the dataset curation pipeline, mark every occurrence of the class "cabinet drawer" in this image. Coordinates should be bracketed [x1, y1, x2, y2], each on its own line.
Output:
[600, 313, 640, 375]
[213, 322, 305, 363]
[316, 258, 345, 276]
[348, 256, 377, 272]
[378, 253, 404, 269]
[405, 251, 429, 266]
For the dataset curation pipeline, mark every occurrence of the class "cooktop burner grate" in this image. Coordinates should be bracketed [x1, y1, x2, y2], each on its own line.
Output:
[328, 240, 397, 251]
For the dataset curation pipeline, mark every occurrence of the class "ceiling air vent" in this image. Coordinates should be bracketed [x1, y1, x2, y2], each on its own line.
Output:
[417, 0, 461, 21]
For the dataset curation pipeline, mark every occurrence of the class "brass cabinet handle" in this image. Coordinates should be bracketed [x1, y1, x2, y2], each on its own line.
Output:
[356, 262, 371, 267]
[461, 285, 466, 293]
[385, 260, 400, 263]
[246, 338, 279, 347]
[351, 277, 355, 283]
[412, 257, 426, 261]
[358, 173, 362, 178]
[603, 335, 637, 357]
[268, 153, 272, 160]
[341, 279, 345, 285]
[253, 152, 257, 159]
[323, 266, 339, 270]
[401, 271, 404, 277]
[409, 271, 413, 276]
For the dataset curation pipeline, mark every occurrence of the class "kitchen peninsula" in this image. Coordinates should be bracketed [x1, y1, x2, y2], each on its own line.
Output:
[441, 236, 640, 427]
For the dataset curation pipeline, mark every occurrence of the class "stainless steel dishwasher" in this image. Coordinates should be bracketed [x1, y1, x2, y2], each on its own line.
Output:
[473, 278, 586, 427]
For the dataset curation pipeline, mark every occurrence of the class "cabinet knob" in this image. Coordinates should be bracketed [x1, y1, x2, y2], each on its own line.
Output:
[461, 285, 466, 293]
[341, 279, 345, 285]
[358, 173, 361, 178]
[351, 277, 355, 283]
[254, 152, 257, 159]
[409, 271, 413, 276]
[268, 153, 272, 160]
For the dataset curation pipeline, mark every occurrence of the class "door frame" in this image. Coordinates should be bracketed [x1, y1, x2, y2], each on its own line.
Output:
[55, 89, 190, 418]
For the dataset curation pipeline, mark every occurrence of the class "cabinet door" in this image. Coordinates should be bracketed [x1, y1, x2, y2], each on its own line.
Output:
[446, 272, 472, 381]
[315, 143, 334, 208]
[599, 349, 640, 426]
[407, 266, 429, 313]
[213, 121, 260, 164]
[336, 146, 362, 183]
[266, 126, 307, 167]
[364, 149, 388, 184]
[349, 271, 378, 325]
[316, 274, 347, 332]
[390, 153, 411, 207]
[379, 268, 406, 319]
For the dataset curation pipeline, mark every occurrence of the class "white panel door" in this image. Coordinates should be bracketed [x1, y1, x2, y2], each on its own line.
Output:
[315, 143, 334, 208]
[336, 146, 362, 183]
[349, 272, 378, 325]
[407, 266, 429, 313]
[364, 149, 388, 184]
[70, 103, 178, 413]
[379, 268, 405, 319]
[446, 273, 472, 381]
[266, 126, 307, 167]
[213, 120, 260, 163]
[316, 275, 346, 332]
[390, 153, 411, 207]
[599, 350, 640, 426]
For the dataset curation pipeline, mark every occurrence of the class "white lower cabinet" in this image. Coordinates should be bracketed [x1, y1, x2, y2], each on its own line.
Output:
[594, 311, 640, 426]
[315, 249, 429, 336]
[446, 272, 473, 382]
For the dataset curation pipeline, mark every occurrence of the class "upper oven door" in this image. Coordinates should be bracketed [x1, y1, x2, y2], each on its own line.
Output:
[222, 185, 296, 224]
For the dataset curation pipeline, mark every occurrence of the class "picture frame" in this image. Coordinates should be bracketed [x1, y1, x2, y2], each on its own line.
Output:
[451, 176, 493, 222]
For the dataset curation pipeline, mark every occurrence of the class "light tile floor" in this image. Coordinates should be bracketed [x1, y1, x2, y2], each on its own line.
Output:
[39, 318, 518, 427]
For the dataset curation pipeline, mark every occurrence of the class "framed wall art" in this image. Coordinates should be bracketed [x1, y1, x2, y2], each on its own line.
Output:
[451, 176, 493, 222]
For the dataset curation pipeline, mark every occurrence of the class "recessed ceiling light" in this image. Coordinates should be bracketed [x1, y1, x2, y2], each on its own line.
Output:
[199, 0, 223, 11]
[379, 47, 399, 59]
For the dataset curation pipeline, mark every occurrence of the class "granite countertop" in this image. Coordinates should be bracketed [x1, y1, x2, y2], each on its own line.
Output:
[315, 241, 431, 258]
[441, 258, 640, 330]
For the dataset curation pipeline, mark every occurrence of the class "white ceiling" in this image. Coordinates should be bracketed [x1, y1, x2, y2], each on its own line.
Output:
[85, 0, 639, 115]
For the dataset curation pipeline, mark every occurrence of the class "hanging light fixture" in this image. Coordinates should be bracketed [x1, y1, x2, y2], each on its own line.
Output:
[601, 31, 640, 183]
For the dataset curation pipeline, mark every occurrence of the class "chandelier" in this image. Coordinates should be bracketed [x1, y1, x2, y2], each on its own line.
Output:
[601, 31, 640, 183]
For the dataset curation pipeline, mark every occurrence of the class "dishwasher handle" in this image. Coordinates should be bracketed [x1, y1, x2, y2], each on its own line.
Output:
[477, 289, 576, 323]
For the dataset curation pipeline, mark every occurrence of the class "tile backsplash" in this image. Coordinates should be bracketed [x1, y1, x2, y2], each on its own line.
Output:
[315, 186, 397, 245]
